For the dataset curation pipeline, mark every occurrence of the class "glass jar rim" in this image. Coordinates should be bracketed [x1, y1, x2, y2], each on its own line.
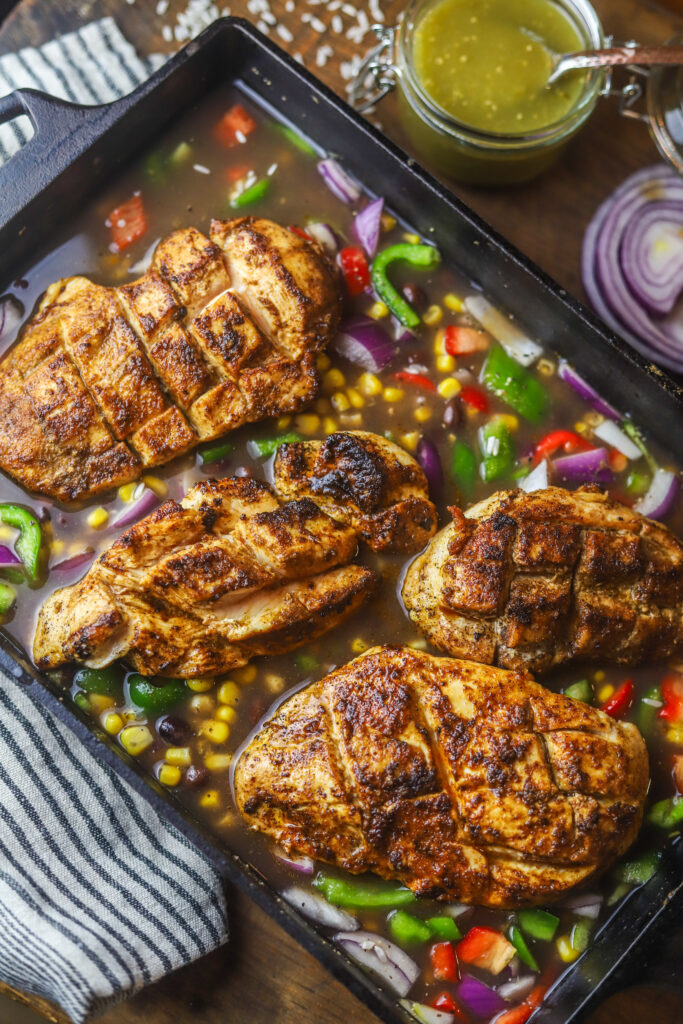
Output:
[397, 0, 605, 148]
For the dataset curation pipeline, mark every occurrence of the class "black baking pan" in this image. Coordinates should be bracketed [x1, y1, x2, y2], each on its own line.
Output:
[0, 17, 681, 1024]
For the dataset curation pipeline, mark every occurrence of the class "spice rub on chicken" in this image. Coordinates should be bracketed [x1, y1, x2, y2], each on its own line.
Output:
[273, 431, 437, 553]
[0, 217, 341, 503]
[235, 645, 648, 908]
[33, 477, 375, 678]
[402, 486, 683, 673]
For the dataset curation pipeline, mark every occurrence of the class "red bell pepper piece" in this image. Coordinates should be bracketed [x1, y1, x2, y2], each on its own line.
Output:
[214, 103, 257, 148]
[430, 941, 459, 982]
[394, 370, 437, 392]
[496, 986, 548, 1024]
[443, 326, 489, 356]
[339, 246, 371, 297]
[289, 225, 313, 242]
[107, 193, 147, 252]
[673, 754, 683, 794]
[225, 163, 251, 183]
[608, 449, 628, 472]
[601, 679, 635, 718]
[532, 429, 594, 466]
[459, 385, 490, 413]
[659, 674, 683, 723]
[430, 991, 468, 1021]
[456, 926, 515, 974]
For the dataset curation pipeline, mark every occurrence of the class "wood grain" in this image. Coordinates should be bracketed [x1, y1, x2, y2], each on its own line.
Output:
[0, 1, 682, 1023]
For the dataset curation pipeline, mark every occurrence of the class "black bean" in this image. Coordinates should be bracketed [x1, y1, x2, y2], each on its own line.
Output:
[401, 283, 427, 312]
[158, 715, 191, 745]
[185, 765, 208, 789]
[442, 397, 462, 430]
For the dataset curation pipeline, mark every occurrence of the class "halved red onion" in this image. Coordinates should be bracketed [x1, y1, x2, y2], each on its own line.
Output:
[592, 420, 641, 459]
[557, 360, 622, 421]
[399, 1000, 454, 1024]
[519, 460, 549, 493]
[353, 197, 384, 257]
[561, 892, 603, 920]
[113, 487, 159, 528]
[331, 317, 397, 372]
[464, 295, 542, 367]
[52, 549, 95, 573]
[498, 975, 536, 1002]
[622, 200, 683, 317]
[0, 545, 21, 569]
[306, 222, 339, 257]
[282, 887, 358, 931]
[274, 847, 314, 874]
[634, 467, 679, 520]
[317, 158, 362, 204]
[554, 447, 613, 485]
[457, 975, 506, 1018]
[334, 930, 419, 996]
[417, 437, 443, 495]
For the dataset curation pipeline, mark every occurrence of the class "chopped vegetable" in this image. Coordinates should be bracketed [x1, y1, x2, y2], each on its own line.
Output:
[200, 440, 235, 465]
[430, 940, 459, 982]
[0, 582, 15, 614]
[113, 487, 158, 528]
[331, 317, 397, 372]
[518, 460, 548, 493]
[127, 674, 186, 713]
[248, 432, 304, 458]
[230, 177, 270, 208]
[317, 158, 362, 204]
[108, 193, 147, 252]
[494, 986, 547, 1024]
[570, 918, 592, 953]
[306, 221, 339, 256]
[554, 447, 613, 485]
[481, 346, 548, 423]
[274, 850, 315, 875]
[277, 123, 316, 154]
[647, 795, 683, 830]
[315, 873, 416, 908]
[564, 679, 593, 703]
[532, 429, 594, 466]
[456, 926, 515, 974]
[0, 545, 21, 570]
[518, 908, 559, 942]
[427, 916, 461, 941]
[592, 420, 642, 459]
[658, 674, 683, 723]
[395, 370, 437, 392]
[637, 684, 663, 734]
[557, 360, 621, 420]
[456, 975, 504, 1018]
[626, 470, 650, 495]
[417, 437, 444, 495]
[371, 243, 441, 328]
[334, 930, 419, 996]
[430, 992, 465, 1019]
[400, 1000, 455, 1024]
[339, 246, 371, 296]
[295, 652, 319, 672]
[390, 910, 432, 944]
[74, 666, 122, 696]
[282, 887, 358, 930]
[479, 420, 514, 482]
[353, 197, 384, 257]
[459, 384, 490, 414]
[215, 103, 257, 148]
[614, 849, 660, 885]
[623, 421, 657, 470]
[443, 326, 489, 356]
[464, 295, 542, 366]
[0, 503, 42, 580]
[508, 924, 539, 971]
[601, 679, 634, 718]
[451, 440, 477, 498]
[634, 467, 679, 521]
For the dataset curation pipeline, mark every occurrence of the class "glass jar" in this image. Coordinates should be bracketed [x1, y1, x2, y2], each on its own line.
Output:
[351, 0, 605, 186]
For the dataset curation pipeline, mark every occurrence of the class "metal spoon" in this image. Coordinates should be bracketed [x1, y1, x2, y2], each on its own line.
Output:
[547, 43, 683, 86]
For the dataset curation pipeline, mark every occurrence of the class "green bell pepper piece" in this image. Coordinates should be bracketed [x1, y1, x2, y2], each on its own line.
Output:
[199, 440, 235, 465]
[370, 243, 441, 328]
[626, 470, 650, 496]
[479, 420, 515, 483]
[647, 796, 683, 830]
[73, 691, 91, 713]
[451, 440, 477, 498]
[570, 918, 592, 954]
[0, 582, 15, 614]
[145, 151, 167, 184]
[637, 686, 663, 735]
[389, 910, 431, 944]
[481, 346, 549, 424]
[314, 873, 416, 908]
[508, 924, 539, 971]
[277, 124, 316, 155]
[623, 422, 657, 471]
[169, 141, 193, 167]
[128, 674, 186, 714]
[518, 908, 559, 942]
[248, 432, 304, 458]
[230, 178, 270, 209]
[427, 916, 461, 941]
[0, 503, 42, 580]
[295, 652, 319, 672]
[73, 666, 123, 697]
[614, 849, 660, 885]
[564, 679, 593, 703]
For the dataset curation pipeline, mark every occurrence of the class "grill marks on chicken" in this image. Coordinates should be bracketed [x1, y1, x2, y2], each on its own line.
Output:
[33, 477, 376, 678]
[0, 218, 340, 502]
[235, 646, 648, 907]
[402, 486, 683, 673]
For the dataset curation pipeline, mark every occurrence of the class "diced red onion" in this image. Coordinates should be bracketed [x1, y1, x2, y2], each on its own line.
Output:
[497, 975, 536, 1002]
[282, 887, 358, 931]
[353, 197, 384, 257]
[457, 975, 506, 1017]
[622, 199, 683, 317]
[554, 447, 613, 485]
[113, 487, 159, 528]
[417, 437, 443, 496]
[306, 222, 339, 257]
[0, 545, 21, 569]
[561, 892, 603, 920]
[592, 420, 641, 459]
[334, 930, 419, 996]
[464, 295, 542, 367]
[634, 467, 679, 520]
[274, 848, 315, 874]
[557, 359, 622, 421]
[399, 1000, 454, 1024]
[317, 158, 362, 204]
[443, 902, 473, 918]
[397, 327, 419, 345]
[331, 317, 397, 372]
[129, 237, 161, 275]
[519, 460, 549, 493]
[52, 549, 95, 574]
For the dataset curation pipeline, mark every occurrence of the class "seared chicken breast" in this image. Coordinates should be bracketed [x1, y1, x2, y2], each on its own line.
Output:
[34, 477, 375, 677]
[273, 431, 437, 552]
[403, 486, 683, 673]
[0, 218, 340, 503]
[235, 646, 648, 907]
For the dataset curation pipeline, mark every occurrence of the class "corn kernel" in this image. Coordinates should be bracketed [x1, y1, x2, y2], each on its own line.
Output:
[367, 300, 389, 319]
[316, 352, 331, 371]
[574, 421, 588, 435]
[351, 637, 368, 654]
[537, 357, 555, 377]
[444, 292, 465, 312]
[159, 763, 182, 787]
[87, 507, 109, 529]
[189, 694, 214, 714]
[200, 789, 220, 809]
[413, 405, 432, 423]
[51, 540, 66, 556]
[347, 388, 365, 409]
[187, 677, 214, 693]
[323, 417, 338, 435]
[165, 746, 192, 767]
[340, 412, 363, 428]
[403, 232, 421, 244]
[598, 684, 614, 703]
[357, 372, 382, 397]
[295, 413, 321, 436]
[277, 415, 292, 429]
[89, 693, 115, 714]
[265, 673, 285, 694]
[218, 680, 241, 706]
[666, 723, 683, 744]
[216, 705, 238, 724]
[437, 377, 462, 399]
[436, 353, 456, 374]
[323, 368, 346, 392]
[201, 719, 229, 744]
[120, 725, 154, 756]
[585, 411, 604, 428]
[218, 811, 236, 828]
[0, 526, 13, 541]
[102, 712, 123, 735]
[422, 304, 443, 326]
[233, 665, 257, 684]
[381, 213, 396, 231]
[593, 669, 606, 683]
[205, 753, 233, 772]
[383, 387, 405, 403]
[331, 391, 351, 413]
[408, 638, 428, 650]
[433, 328, 447, 356]
[118, 482, 137, 502]
[491, 413, 519, 432]
[142, 475, 168, 498]
[400, 432, 420, 452]
[556, 935, 580, 964]
[122, 710, 140, 724]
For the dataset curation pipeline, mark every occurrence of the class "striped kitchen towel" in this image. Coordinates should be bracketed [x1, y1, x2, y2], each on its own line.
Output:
[0, 20, 229, 1024]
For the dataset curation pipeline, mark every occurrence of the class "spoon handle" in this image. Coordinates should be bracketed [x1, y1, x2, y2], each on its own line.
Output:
[557, 44, 683, 73]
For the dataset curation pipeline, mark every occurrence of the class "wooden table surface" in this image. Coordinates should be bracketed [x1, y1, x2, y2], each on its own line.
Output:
[0, 1, 682, 1022]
